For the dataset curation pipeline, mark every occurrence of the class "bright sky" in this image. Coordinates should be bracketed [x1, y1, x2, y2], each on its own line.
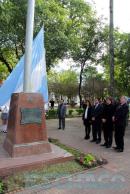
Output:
[87, 0, 130, 33]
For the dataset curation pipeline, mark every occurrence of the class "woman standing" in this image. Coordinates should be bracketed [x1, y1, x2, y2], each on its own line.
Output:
[82, 100, 92, 140]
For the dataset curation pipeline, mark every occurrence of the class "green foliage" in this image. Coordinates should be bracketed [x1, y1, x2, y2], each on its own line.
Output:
[0, 0, 102, 79]
[49, 138, 84, 158]
[0, 179, 5, 194]
[3, 161, 83, 192]
[46, 109, 57, 119]
[102, 29, 130, 96]
[75, 108, 83, 115]
[83, 154, 96, 166]
[46, 108, 83, 119]
[48, 70, 79, 98]
[82, 66, 108, 99]
[68, 109, 74, 116]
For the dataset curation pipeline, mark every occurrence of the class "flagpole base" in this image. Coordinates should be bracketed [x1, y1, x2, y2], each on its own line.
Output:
[3, 92, 51, 157]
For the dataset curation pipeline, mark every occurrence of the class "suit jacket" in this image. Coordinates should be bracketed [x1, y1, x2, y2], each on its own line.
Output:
[82, 106, 92, 125]
[57, 103, 66, 118]
[114, 103, 129, 127]
[102, 103, 115, 124]
[91, 104, 103, 123]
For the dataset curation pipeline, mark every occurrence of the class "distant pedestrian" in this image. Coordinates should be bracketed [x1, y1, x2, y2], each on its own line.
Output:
[57, 100, 67, 130]
[1, 105, 9, 133]
[113, 96, 129, 152]
[82, 100, 92, 140]
[1, 105, 9, 125]
[50, 99, 55, 109]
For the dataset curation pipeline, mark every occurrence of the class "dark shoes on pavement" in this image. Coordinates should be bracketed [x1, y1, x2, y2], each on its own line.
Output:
[84, 136, 90, 140]
[106, 145, 111, 148]
[90, 139, 96, 142]
[96, 140, 101, 144]
[101, 143, 111, 148]
[113, 146, 124, 152]
[100, 143, 107, 146]
[58, 127, 65, 130]
[116, 149, 123, 152]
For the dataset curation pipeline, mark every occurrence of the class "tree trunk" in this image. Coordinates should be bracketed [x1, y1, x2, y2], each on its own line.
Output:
[15, 42, 20, 60]
[109, 0, 115, 96]
[0, 54, 13, 73]
[79, 63, 84, 108]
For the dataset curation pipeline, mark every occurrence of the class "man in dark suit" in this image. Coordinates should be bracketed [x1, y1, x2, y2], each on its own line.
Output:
[113, 96, 129, 152]
[57, 100, 67, 130]
[91, 98, 103, 144]
[101, 97, 115, 148]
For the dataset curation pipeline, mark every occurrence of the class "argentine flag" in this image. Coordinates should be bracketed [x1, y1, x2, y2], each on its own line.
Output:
[0, 28, 48, 106]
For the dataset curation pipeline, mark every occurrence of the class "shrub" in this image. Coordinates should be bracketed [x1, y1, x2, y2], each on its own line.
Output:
[0, 178, 6, 194]
[83, 154, 96, 165]
[46, 109, 57, 119]
[68, 109, 74, 116]
[75, 108, 83, 115]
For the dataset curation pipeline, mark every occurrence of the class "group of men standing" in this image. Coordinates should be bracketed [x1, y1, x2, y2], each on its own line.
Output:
[82, 96, 129, 152]
[56, 96, 129, 152]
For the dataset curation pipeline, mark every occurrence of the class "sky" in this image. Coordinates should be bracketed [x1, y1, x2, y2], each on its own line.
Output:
[87, 0, 130, 33]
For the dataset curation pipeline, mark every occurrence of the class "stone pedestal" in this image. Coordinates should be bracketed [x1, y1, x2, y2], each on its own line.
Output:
[4, 93, 51, 157]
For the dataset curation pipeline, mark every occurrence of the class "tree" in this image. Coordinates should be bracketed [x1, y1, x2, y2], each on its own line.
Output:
[0, 0, 27, 72]
[82, 66, 108, 100]
[48, 70, 78, 100]
[65, 0, 105, 106]
[101, 29, 130, 96]
[0, 0, 97, 75]
[0, 0, 70, 72]
[109, 0, 115, 96]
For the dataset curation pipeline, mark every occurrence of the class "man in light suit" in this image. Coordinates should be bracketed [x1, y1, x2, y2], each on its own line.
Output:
[57, 100, 67, 130]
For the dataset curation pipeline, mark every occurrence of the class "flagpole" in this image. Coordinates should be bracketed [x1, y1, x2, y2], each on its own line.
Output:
[23, 0, 35, 92]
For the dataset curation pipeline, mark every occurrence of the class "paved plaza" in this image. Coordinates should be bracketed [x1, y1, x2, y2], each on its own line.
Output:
[15, 117, 130, 194]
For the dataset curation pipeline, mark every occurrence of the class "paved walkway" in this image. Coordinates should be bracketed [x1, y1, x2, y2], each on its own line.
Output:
[17, 118, 130, 194]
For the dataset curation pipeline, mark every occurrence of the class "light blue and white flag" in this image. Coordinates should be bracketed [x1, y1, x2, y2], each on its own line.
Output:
[0, 28, 48, 106]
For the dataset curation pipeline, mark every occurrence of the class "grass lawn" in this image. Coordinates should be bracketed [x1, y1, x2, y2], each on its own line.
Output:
[0, 135, 107, 193]
[1, 161, 84, 193]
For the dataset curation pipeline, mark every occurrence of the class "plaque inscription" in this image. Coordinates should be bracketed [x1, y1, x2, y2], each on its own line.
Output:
[20, 108, 42, 125]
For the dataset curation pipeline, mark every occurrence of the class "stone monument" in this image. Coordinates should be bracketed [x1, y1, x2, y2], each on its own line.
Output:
[4, 93, 51, 157]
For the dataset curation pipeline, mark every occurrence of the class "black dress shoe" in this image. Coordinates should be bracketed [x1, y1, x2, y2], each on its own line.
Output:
[58, 127, 61, 129]
[100, 143, 107, 146]
[90, 139, 96, 142]
[117, 149, 123, 152]
[96, 140, 101, 144]
[113, 146, 119, 150]
[106, 145, 111, 148]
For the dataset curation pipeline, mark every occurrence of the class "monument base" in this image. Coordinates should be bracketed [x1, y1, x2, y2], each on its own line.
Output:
[0, 143, 74, 176]
[4, 139, 51, 157]
[4, 92, 52, 157]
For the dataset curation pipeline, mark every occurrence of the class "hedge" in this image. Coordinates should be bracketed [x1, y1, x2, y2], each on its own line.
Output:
[45, 108, 83, 119]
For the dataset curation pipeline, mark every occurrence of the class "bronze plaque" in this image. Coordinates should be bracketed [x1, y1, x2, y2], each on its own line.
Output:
[20, 108, 42, 125]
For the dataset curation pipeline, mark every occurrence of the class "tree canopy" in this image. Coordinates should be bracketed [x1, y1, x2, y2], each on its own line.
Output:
[0, 0, 130, 99]
[0, 0, 96, 75]
[48, 69, 78, 100]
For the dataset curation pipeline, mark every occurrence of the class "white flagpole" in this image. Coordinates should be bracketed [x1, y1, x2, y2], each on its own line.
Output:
[23, 0, 35, 92]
